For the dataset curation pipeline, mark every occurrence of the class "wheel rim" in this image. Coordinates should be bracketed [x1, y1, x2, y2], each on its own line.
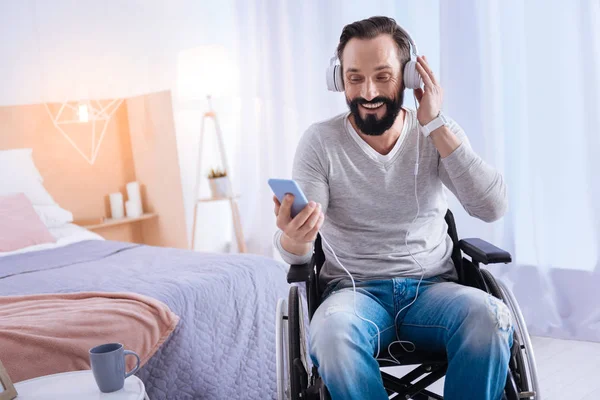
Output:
[496, 279, 541, 399]
[288, 286, 303, 400]
[275, 298, 288, 400]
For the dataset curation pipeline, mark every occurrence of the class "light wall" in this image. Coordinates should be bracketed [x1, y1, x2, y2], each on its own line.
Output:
[0, 1, 239, 252]
[0, 101, 136, 220]
[0, 1, 236, 107]
[0, 92, 187, 249]
[127, 91, 188, 249]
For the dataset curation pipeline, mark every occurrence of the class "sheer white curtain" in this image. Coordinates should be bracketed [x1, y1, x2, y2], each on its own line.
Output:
[440, 0, 600, 341]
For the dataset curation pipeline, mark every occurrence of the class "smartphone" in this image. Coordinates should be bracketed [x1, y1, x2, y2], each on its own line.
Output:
[268, 178, 309, 218]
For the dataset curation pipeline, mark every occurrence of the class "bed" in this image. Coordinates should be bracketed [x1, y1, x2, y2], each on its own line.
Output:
[0, 223, 290, 399]
[0, 149, 290, 399]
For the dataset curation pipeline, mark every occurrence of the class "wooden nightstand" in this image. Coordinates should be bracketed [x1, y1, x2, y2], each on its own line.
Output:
[74, 213, 158, 244]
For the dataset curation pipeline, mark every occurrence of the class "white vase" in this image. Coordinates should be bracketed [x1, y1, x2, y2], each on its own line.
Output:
[209, 177, 231, 198]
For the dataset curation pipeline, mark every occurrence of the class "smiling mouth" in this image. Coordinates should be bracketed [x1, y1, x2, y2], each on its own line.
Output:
[360, 102, 384, 111]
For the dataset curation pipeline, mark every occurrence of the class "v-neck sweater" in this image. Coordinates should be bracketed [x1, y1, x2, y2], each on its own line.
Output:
[274, 108, 507, 287]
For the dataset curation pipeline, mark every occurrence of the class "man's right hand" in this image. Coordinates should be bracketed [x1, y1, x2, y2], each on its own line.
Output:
[274, 194, 324, 256]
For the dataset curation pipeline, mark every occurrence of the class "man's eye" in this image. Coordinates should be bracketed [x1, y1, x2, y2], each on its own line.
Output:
[349, 76, 362, 83]
[377, 75, 391, 82]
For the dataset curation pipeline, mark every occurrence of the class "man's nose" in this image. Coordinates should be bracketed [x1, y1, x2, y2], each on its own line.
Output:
[361, 79, 378, 101]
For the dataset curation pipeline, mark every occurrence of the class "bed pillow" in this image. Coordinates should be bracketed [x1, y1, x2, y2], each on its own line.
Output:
[33, 205, 74, 228]
[0, 148, 57, 206]
[0, 193, 56, 252]
[0, 148, 44, 182]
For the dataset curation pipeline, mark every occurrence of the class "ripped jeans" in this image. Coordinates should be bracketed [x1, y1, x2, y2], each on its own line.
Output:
[309, 277, 513, 400]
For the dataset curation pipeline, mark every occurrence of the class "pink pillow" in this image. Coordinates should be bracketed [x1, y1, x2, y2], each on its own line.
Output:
[0, 193, 56, 252]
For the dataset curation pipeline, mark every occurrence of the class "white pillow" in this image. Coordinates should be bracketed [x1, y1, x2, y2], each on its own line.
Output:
[0, 148, 44, 182]
[0, 148, 57, 206]
[33, 205, 74, 228]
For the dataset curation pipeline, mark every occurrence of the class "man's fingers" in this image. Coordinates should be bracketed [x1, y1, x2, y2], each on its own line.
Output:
[304, 213, 325, 241]
[299, 205, 322, 235]
[289, 201, 318, 230]
[277, 194, 293, 224]
[415, 62, 434, 89]
[273, 195, 281, 216]
[418, 56, 438, 85]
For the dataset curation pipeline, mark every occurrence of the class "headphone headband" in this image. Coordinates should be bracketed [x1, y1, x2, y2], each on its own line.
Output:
[395, 26, 419, 57]
[326, 24, 421, 92]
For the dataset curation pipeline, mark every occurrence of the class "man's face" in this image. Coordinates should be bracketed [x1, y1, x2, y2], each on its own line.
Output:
[342, 34, 404, 136]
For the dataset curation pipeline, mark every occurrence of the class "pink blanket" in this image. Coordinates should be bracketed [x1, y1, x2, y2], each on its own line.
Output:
[0, 292, 179, 382]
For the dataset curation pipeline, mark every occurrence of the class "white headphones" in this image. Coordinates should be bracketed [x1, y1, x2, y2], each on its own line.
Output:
[326, 26, 421, 92]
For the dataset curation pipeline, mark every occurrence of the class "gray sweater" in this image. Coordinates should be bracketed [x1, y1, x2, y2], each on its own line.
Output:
[274, 108, 507, 287]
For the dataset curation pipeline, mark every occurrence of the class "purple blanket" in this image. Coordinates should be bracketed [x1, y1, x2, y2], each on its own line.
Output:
[0, 240, 290, 399]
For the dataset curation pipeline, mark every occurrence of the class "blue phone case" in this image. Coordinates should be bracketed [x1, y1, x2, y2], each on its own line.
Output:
[268, 179, 309, 218]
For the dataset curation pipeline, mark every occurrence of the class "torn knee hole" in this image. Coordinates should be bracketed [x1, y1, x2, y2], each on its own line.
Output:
[325, 304, 343, 317]
[486, 295, 512, 332]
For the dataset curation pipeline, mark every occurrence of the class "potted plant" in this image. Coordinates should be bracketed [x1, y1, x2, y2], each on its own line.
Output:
[207, 168, 232, 199]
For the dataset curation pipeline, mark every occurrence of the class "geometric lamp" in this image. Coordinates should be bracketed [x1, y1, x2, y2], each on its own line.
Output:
[44, 98, 123, 165]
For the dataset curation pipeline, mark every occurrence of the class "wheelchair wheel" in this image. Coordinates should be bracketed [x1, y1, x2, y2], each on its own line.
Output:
[289, 286, 309, 400]
[481, 269, 540, 399]
[275, 298, 288, 400]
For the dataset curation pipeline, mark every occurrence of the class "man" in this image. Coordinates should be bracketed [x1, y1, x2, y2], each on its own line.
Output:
[273, 16, 512, 400]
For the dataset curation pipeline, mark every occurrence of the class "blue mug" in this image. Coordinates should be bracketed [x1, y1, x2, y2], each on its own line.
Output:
[89, 343, 140, 393]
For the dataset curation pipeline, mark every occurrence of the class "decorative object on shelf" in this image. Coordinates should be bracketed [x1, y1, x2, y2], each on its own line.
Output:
[44, 99, 124, 165]
[190, 96, 246, 253]
[0, 358, 18, 400]
[109, 192, 124, 219]
[207, 168, 231, 199]
[125, 181, 143, 218]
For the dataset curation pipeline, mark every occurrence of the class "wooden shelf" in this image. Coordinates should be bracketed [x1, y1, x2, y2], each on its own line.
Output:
[75, 213, 158, 230]
[197, 194, 240, 203]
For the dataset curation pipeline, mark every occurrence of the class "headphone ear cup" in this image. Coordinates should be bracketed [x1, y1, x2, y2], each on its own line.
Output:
[403, 60, 421, 90]
[326, 65, 336, 91]
[334, 65, 344, 92]
[326, 64, 344, 92]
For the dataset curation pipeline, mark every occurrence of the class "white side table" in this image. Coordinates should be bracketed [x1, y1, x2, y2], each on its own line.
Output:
[14, 370, 150, 400]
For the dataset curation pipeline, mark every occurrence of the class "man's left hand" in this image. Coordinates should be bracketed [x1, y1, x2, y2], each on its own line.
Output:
[413, 55, 443, 126]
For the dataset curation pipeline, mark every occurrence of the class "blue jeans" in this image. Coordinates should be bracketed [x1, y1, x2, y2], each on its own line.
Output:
[308, 277, 514, 400]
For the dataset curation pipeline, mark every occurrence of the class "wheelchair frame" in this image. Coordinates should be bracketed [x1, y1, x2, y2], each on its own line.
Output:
[275, 209, 541, 400]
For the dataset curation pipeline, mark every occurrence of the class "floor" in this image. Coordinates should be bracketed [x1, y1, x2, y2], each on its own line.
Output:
[384, 336, 600, 399]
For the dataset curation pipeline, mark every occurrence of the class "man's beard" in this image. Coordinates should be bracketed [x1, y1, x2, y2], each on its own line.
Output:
[346, 88, 404, 136]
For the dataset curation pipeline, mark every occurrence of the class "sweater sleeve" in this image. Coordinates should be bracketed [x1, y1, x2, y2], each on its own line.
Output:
[438, 119, 508, 222]
[273, 125, 329, 264]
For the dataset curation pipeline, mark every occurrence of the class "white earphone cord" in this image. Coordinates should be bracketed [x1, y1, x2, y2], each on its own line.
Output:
[318, 93, 425, 364]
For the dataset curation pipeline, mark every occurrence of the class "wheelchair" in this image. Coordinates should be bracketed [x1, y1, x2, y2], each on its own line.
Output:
[275, 209, 540, 400]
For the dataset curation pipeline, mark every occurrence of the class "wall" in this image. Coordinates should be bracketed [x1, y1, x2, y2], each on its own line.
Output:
[0, 100, 141, 242]
[0, 92, 187, 248]
[0, 1, 237, 107]
[0, 0, 239, 252]
[126, 91, 188, 249]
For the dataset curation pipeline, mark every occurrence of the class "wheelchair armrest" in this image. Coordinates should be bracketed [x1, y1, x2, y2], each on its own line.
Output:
[287, 259, 314, 283]
[459, 238, 512, 265]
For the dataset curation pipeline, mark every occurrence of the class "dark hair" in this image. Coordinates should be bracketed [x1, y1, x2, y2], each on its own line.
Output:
[336, 16, 411, 70]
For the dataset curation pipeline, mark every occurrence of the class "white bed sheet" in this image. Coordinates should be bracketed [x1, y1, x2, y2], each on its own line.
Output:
[0, 223, 104, 257]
